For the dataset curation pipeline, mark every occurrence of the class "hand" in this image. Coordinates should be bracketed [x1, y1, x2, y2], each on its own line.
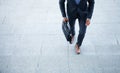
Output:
[86, 18, 90, 26]
[63, 17, 68, 22]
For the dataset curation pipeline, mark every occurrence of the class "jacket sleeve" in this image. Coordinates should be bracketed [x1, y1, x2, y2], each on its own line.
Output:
[87, 0, 95, 19]
[59, 0, 66, 17]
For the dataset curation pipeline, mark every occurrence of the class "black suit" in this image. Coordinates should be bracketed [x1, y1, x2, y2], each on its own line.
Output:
[59, 0, 95, 19]
[59, 0, 95, 47]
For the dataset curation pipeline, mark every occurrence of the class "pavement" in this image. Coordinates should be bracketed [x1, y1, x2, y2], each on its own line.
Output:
[0, 0, 120, 73]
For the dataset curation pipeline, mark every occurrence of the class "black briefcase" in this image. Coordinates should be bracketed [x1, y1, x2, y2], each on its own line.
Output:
[62, 21, 72, 43]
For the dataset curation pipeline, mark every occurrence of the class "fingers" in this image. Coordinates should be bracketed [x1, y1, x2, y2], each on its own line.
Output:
[86, 19, 90, 26]
[63, 17, 69, 22]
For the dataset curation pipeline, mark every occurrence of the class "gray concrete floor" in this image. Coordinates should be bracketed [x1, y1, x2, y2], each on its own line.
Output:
[0, 0, 120, 73]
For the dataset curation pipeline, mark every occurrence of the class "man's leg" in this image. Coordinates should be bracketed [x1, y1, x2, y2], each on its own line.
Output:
[75, 17, 87, 54]
[68, 18, 76, 43]
[69, 18, 76, 37]
[76, 17, 87, 47]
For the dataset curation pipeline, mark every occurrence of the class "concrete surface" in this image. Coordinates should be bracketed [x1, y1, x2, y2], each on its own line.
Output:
[0, 0, 120, 73]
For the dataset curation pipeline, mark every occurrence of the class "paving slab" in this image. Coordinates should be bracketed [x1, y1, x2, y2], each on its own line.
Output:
[0, 0, 120, 73]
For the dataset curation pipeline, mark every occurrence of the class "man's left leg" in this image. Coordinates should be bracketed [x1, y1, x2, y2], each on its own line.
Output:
[75, 17, 87, 54]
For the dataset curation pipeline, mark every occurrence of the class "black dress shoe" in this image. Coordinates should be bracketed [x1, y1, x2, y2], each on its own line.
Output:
[69, 36, 74, 44]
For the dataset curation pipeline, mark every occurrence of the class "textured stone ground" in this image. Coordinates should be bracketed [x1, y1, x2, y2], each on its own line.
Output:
[0, 0, 120, 73]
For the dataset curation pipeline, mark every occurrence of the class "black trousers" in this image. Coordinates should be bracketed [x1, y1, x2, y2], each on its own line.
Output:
[69, 13, 87, 47]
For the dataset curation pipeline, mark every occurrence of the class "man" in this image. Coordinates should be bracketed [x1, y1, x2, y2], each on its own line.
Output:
[59, 0, 95, 54]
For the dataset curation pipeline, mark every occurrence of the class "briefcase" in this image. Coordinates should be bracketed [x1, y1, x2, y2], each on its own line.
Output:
[62, 21, 72, 43]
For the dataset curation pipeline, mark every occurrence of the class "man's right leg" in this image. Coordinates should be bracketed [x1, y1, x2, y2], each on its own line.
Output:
[69, 18, 76, 37]
[69, 18, 76, 43]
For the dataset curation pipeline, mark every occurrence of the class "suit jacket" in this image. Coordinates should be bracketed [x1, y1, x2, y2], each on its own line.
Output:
[59, 0, 95, 19]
